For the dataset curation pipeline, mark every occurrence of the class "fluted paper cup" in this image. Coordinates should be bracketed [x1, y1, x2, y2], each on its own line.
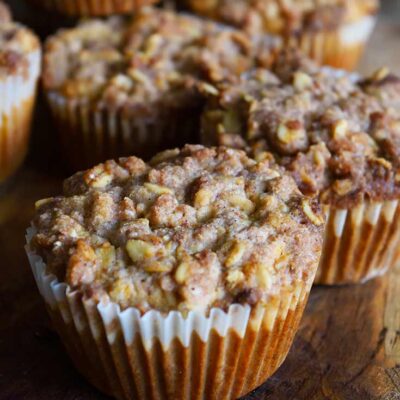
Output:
[289, 15, 376, 71]
[26, 227, 312, 399]
[46, 92, 201, 170]
[0, 49, 41, 184]
[316, 200, 400, 285]
[27, 0, 159, 16]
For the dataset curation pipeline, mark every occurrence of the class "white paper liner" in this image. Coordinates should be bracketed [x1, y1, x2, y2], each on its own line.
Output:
[25, 227, 312, 399]
[316, 200, 400, 285]
[46, 91, 201, 169]
[339, 15, 376, 45]
[0, 49, 41, 181]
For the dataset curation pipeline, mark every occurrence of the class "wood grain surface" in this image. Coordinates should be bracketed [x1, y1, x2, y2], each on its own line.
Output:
[0, 2, 400, 399]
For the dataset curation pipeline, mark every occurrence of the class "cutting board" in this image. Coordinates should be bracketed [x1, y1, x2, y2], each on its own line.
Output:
[0, 1, 400, 399]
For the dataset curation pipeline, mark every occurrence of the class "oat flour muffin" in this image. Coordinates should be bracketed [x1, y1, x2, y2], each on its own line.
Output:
[27, 0, 159, 17]
[181, 0, 379, 70]
[42, 7, 280, 169]
[0, 6, 41, 184]
[202, 51, 400, 284]
[26, 145, 324, 399]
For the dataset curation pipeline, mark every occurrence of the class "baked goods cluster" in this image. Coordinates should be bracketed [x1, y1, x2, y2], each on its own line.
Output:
[180, 0, 379, 70]
[180, 0, 379, 35]
[2, 0, 396, 398]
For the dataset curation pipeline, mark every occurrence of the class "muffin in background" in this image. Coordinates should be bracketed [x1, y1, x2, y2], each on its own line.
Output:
[181, 0, 379, 71]
[0, 1, 11, 22]
[42, 7, 280, 170]
[26, 145, 324, 400]
[201, 51, 400, 285]
[26, 0, 159, 17]
[0, 3, 41, 184]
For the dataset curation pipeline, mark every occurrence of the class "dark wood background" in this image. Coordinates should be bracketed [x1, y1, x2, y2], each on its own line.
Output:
[1, 1, 400, 399]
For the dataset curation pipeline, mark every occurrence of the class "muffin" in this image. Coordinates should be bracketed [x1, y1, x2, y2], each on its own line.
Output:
[201, 51, 400, 285]
[180, 0, 379, 71]
[26, 145, 324, 399]
[0, 5, 41, 184]
[42, 7, 280, 170]
[27, 0, 159, 17]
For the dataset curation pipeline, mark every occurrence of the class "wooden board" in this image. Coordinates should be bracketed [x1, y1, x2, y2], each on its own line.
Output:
[1, 2, 400, 399]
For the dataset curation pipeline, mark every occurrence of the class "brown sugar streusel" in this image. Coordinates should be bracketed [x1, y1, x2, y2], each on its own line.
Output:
[31, 145, 324, 314]
[0, 17, 40, 77]
[202, 51, 400, 209]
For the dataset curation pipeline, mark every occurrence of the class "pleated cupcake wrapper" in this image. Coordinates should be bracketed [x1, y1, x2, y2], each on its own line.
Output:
[46, 92, 201, 170]
[288, 15, 376, 71]
[315, 200, 400, 285]
[0, 49, 41, 183]
[25, 227, 311, 400]
[28, 0, 158, 16]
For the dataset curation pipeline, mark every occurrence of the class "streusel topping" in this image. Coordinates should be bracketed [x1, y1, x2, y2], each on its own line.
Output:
[0, 16, 40, 77]
[31, 145, 323, 314]
[202, 52, 400, 208]
[43, 7, 280, 113]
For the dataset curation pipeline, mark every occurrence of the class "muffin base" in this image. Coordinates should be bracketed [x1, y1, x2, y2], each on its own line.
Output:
[26, 229, 312, 400]
[47, 93, 201, 170]
[0, 50, 41, 184]
[27, 0, 158, 16]
[289, 15, 376, 71]
[316, 200, 400, 285]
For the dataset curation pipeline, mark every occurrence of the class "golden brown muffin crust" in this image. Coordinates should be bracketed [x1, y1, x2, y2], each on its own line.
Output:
[31, 145, 323, 314]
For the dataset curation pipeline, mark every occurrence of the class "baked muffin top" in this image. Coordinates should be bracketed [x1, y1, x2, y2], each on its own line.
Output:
[202, 52, 400, 208]
[43, 7, 280, 114]
[184, 0, 379, 35]
[0, 13, 40, 78]
[31, 145, 323, 314]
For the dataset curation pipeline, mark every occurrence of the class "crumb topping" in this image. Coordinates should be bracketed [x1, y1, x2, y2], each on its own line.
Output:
[184, 0, 379, 35]
[0, 15, 40, 77]
[201, 52, 400, 208]
[42, 7, 280, 113]
[31, 145, 323, 314]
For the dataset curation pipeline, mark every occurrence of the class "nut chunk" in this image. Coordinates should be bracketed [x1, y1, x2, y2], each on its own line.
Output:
[31, 145, 324, 314]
